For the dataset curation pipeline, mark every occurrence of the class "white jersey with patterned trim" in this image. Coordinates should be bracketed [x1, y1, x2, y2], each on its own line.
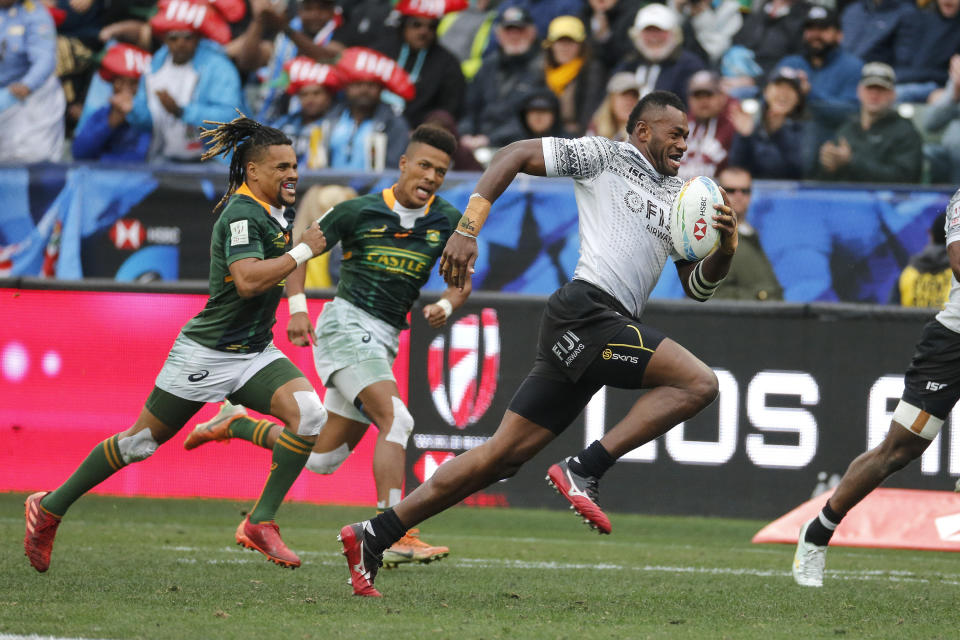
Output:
[936, 188, 960, 334]
[541, 136, 683, 318]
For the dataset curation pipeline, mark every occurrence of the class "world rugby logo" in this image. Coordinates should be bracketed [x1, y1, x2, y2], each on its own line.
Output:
[427, 308, 500, 429]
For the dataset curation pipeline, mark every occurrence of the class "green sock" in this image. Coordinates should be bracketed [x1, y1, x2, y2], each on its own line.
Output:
[41, 435, 126, 517]
[249, 429, 312, 523]
[228, 417, 276, 449]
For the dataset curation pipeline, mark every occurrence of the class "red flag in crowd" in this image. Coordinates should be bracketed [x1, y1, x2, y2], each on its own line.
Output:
[336, 47, 416, 101]
[395, 0, 469, 18]
[150, 0, 232, 45]
[284, 56, 342, 95]
[99, 43, 152, 81]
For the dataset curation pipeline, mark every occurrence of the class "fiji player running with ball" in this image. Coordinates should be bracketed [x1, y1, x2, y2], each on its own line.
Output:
[24, 116, 331, 572]
[337, 90, 741, 597]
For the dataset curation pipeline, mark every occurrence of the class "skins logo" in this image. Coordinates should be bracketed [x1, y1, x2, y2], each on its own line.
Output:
[187, 370, 210, 382]
[428, 308, 499, 429]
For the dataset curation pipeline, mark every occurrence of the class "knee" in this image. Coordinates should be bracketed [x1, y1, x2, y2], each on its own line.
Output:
[118, 429, 159, 464]
[304, 443, 351, 474]
[377, 398, 415, 449]
[293, 390, 327, 437]
[687, 368, 719, 409]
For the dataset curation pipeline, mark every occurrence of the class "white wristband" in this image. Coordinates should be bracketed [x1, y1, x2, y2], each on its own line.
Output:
[288, 293, 308, 316]
[435, 298, 453, 319]
[286, 243, 313, 266]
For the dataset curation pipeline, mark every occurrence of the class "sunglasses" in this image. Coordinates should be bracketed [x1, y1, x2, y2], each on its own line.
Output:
[721, 186, 751, 194]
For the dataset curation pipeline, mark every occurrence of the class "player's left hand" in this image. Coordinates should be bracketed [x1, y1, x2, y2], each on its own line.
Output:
[439, 233, 476, 291]
[714, 187, 739, 256]
[286, 312, 315, 347]
[423, 304, 448, 328]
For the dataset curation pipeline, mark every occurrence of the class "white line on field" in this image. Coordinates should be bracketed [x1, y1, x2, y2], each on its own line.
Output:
[0, 635, 110, 640]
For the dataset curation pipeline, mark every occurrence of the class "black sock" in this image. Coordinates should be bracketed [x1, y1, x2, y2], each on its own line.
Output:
[804, 501, 843, 546]
[567, 440, 616, 479]
[366, 508, 407, 556]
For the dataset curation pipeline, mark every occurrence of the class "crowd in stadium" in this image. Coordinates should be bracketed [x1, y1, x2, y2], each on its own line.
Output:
[2, 0, 959, 183]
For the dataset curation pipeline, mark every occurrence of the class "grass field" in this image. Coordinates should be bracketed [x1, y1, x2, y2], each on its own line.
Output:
[3, 492, 960, 639]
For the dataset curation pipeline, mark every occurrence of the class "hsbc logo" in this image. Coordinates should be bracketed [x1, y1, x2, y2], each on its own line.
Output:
[428, 308, 500, 429]
[934, 513, 960, 541]
[694, 217, 707, 241]
[110, 219, 181, 250]
[110, 219, 146, 250]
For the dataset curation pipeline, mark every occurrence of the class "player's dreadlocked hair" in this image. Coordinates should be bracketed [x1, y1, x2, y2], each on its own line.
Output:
[200, 112, 292, 213]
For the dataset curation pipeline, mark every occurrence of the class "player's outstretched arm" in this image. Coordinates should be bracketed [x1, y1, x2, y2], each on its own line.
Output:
[229, 221, 325, 298]
[440, 139, 547, 289]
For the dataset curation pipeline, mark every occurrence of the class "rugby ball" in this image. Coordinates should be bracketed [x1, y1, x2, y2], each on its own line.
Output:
[671, 176, 723, 261]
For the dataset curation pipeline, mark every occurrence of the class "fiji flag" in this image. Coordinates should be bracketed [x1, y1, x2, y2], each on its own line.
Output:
[0, 167, 157, 279]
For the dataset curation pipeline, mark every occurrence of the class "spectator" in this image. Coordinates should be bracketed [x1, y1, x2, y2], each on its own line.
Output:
[729, 67, 807, 178]
[503, 0, 588, 39]
[731, 0, 811, 78]
[712, 166, 784, 301]
[587, 70, 640, 141]
[542, 15, 606, 136]
[775, 6, 862, 168]
[583, 0, 644, 73]
[72, 43, 152, 162]
[271, 57, 341, 169]
[437, 0, 498, 80]
[323, 47, 411, 171]
[232, 0, 345, 122]
[421, 108, 484, 171]
[333, 0, 397, 47]
[669, 0, 743, 67]
[459, 6, 544, 151]
[128, 13, 244, 163]
[0, 0, 65, 164]
[679, 70, 737, 179]
[616, 3, 706, 103]
[814, 62, 923, 183]
[922, 54, 960, 184]
[373, 0, 467, 128]
[894, 0, 960, 103]
[890, 212, 951, 307]
[518, 89, 567, 138]
[840, 0, 915, 67]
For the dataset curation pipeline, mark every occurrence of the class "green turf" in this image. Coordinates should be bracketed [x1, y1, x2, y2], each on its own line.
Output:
[3, 492, 959, 639]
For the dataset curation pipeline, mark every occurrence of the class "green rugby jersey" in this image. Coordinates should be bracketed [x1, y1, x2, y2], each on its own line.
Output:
[181, 184, 295, 353]
[318, 188, 461, 329]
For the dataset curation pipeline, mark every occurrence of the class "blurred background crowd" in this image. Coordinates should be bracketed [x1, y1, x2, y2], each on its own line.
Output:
[1, 0, 958, 183]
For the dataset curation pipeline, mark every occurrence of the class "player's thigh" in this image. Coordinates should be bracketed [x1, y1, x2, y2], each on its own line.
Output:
[897, 320, 960, 441]
[229, 355, 306, 418]
[508, 364, 601, 436]
[141, 387, 204, 439]
[579, 322, 669, 390]
[326, 358, 397, 422]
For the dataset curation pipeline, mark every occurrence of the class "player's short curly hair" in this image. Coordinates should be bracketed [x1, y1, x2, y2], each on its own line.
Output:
[200, 112, 292, 213]
[409, 124, 457, 157]
[626, 90, 687, 137]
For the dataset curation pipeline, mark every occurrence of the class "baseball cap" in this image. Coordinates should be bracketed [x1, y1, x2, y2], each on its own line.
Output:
[607, 71, 642, 94]
[546, 15, 586, 42]
[499, 6, 533, 27]
[803, 5, 839, 29]
[633, 3, 679, 31]
[860, 62, 896, 90]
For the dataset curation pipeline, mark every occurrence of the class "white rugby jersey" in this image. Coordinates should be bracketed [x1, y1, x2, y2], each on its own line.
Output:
[542, 136, 683, 318]
[936, 188, 960, 333]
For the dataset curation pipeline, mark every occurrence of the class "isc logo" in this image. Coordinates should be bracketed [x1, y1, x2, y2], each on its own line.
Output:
[927, 381, 948, 391]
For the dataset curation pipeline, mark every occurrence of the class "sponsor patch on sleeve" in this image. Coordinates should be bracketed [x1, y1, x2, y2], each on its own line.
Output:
[230, 220, 249, 246]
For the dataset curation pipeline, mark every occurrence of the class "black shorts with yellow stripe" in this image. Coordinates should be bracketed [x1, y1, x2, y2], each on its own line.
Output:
[508, 322, 666, 435]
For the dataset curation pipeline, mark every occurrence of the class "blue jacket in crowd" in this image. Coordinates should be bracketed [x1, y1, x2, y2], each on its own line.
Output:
[840, 0, 915, 67]
[72, 105, 151, 162]
[128, 38, 244, 133]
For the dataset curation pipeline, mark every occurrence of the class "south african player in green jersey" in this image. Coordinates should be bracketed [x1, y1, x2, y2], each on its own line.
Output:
[25, 116, 329, 573]
[183, 125, 472, 574]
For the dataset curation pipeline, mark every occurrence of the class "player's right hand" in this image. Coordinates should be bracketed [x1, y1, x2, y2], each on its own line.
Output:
[439, 233, 476, 291]
[301, 221, 326, 257]
[287, 312, 315, 347]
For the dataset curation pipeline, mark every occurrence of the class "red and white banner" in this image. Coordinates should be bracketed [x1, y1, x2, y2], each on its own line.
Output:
[752, 488, 960, 552]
